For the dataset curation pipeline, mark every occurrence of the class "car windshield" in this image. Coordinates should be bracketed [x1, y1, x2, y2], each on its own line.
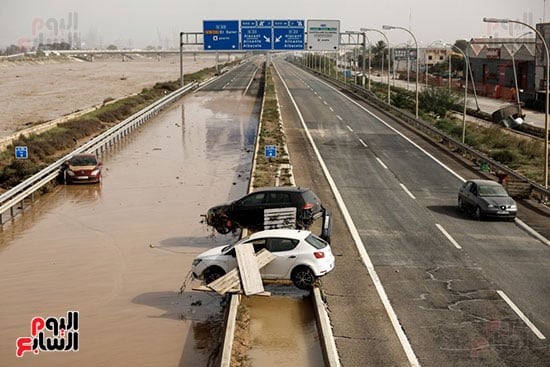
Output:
[478, 185, 508, 197]
[70, 156, 97, 166]
[305, 233, 328, 249]
[221, 235, 251, 253]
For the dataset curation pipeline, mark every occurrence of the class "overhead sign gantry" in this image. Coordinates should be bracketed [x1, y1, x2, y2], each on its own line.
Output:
[202, 19, 306, 51]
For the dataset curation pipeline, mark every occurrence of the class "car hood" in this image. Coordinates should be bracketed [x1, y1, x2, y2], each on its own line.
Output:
[208, 203, 231, 213]
[69, 164, 97, 171]
[196, 245, 226, 260]
[480, 197, 516, 207]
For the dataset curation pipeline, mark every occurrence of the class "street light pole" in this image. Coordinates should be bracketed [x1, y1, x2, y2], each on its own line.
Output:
[484, 17, 549, 189]
[361, 28, 391, 104]
[443, 43, 470, 143]
[383, 25, 419, 118]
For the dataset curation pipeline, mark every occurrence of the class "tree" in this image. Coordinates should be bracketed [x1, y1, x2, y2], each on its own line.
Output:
[107, 44, 118, 50]
[371, 40, 387, 68]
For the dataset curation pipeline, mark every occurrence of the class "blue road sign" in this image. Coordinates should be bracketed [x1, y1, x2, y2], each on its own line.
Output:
[241, 20, 272, 50]
[203, 20, 239, 50]
[273, 19, 305, 50]
[15, 146, 28, 159]
[264, 145, 277, 158]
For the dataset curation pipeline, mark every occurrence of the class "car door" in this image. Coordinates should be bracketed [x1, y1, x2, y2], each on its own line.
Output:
[260, 237, 299, 279]
[231, 192, 266, 229]
[467, 182, 480, 209]
[460, 181, 475, 209]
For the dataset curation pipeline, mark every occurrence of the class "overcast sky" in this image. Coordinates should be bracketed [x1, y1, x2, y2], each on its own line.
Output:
[0, 0, 546, 49]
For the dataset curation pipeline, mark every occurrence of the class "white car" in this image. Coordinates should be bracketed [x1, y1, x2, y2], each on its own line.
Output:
[192, 229, 335, 289]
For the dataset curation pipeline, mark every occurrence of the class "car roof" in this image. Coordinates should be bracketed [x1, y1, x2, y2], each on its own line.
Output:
[71, 153, 97, 158]
[247, 229, 311, 240]
[252, 186, 310, 194]
[467, 179, 502, 186]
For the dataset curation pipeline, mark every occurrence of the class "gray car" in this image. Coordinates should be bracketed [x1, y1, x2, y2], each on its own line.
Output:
[458, 179, 517, 220]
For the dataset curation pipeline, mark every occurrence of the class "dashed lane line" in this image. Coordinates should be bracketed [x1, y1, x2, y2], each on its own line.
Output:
[435, 224, 462, 249]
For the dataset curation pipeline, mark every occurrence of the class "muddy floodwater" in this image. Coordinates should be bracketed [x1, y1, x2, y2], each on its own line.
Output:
[0, 89, 258, 366]
[244, 292, 324, 367]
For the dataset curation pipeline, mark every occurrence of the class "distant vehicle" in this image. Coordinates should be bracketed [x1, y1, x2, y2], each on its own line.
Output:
[205, 186, 324, 234]
[61, 153, 102, 184]
[458, 179, 517, 220]
[191, 229, 335, 289]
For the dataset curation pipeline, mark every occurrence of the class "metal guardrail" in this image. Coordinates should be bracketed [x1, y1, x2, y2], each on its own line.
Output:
[0, 82, 197, 224]
[298, 63, 550, 204]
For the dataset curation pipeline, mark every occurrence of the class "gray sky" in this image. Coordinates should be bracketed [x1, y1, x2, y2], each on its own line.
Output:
[0, 0, 546, 49]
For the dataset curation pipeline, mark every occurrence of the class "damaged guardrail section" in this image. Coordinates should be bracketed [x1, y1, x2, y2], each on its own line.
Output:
[0, 82, 197, 224]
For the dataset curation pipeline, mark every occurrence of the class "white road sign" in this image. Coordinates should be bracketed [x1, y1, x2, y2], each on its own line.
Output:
[306, 20, 340, 51]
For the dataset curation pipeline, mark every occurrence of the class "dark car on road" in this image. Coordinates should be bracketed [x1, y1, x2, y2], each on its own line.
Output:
[458, 179, 517, 220]
[205, 186, 324, 234]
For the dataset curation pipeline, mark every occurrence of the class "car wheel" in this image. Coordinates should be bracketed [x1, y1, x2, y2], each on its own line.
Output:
[291, 266, 315, 290]
[204, 267, 225, 284]
[474, 206, 483, 220]
[458, 197, 464, 212]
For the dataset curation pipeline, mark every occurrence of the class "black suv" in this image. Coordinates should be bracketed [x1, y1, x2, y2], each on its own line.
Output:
[205, 187, 324, 234]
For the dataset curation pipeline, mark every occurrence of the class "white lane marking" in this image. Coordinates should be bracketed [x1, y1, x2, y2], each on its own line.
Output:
[323, 100, 328, 105]
[497, 290, 546, 340]
[399, 183, 416, 200]
[318, 95, 323, 100]
[336, 115, 343, 121]
[329, 107, 334, 112]
[346, 125, 353, 132]
[274, 62, 421, 367]
[376, 157, 388, 169]
[435, 224, 462, 249]
[311, 72, 465, 183]
[359, 138, 368, 148]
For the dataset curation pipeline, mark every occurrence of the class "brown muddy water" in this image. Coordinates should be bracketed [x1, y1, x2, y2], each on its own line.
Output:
[243, 289, 324, 367]
[0, 84, 324, 367]
[0, 90, 258, 366]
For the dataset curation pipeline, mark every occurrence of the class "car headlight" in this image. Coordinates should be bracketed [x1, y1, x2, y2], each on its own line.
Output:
[487, 204, 495, 208]
[67, 170, 75, 176]
[509, 204, 517, 210]
[91, 169, 100, 176]
[192, 259, 202, 267]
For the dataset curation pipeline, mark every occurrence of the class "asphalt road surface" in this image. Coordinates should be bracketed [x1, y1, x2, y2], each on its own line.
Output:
[273, 57, 550, 366]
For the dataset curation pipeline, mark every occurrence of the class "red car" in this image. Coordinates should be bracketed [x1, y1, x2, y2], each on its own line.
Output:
[62, 154, 102, 184]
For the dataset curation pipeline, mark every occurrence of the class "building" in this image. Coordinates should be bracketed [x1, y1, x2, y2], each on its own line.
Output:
[468, 36, 536, 101]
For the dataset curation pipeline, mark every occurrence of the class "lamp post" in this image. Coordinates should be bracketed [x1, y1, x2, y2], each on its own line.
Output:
[363, 32, 372, 90]
[441, 43, 470, 143]
[484, 17, 549, 189]
[383, 25, 419, 118]
[510, 31, 533, 114]
[361, 28, 391, 104]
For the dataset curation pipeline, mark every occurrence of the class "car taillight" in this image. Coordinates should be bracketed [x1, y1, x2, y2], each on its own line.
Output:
[313, 252, 325, 259]
[303, 203, 315, 210]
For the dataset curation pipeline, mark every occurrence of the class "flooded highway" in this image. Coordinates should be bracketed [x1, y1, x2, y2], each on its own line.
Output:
[0, 88, 259, 366]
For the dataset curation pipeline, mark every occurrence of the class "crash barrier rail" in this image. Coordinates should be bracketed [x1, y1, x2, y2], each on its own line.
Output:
[0, 82, 198, 224]
[296, 63, 550, 204]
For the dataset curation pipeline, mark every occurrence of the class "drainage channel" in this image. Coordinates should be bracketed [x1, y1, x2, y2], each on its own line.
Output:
[219, 284, 338, 367]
